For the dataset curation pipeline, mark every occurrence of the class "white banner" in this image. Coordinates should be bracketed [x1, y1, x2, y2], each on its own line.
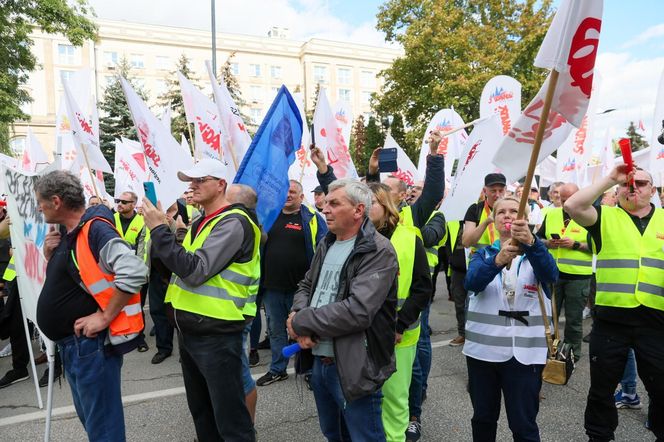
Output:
[288, 92, 318, 199]
[22, 128, 50, 173]
[179, 72, 224, 162]
[333, 99, 353, 151]
[417, 108, 467, 181]
[121, 78, 189, 209]
[649, 69, 664, 173]
[538, 155, 558, 188]
[480, 75, 521, 136]
[114, 138, 149, 201]
[312, 88, 358, 179]
[440, 115, 503, 221]
[381, 134, 419, 186]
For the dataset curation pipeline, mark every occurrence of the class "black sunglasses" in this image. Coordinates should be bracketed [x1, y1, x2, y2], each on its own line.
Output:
[114, 199, 136, 204]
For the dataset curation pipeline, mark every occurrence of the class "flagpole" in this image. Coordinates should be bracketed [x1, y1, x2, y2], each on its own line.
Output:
[81, 143, 101, 198]
[186, 123, 197, 159]
[440, 116, 489, 138]
[516, 70, 560, 221]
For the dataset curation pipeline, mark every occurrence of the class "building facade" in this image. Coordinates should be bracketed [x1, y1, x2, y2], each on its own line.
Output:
[10, 19, 400, 155]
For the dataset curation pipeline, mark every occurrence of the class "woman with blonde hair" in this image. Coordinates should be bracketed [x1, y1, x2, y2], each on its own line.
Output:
[367, 182, 431, 442]
[463, 196, 558, 441]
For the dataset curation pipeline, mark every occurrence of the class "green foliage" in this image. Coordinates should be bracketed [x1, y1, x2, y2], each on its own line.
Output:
[374, 0, 554, 156]
[349, 115, 367, 176]
[0, 0, 97, 149]
[98, 57, 148, 192]
[218, 52, 251, 128]
[157, 53, 198, 144]
[306, 83, 322, 126]
[624, 121, 649, 152]
[365, 116, 386, 174]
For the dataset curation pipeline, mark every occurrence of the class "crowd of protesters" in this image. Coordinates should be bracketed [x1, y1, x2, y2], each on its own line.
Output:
[0, 130, 662, 442]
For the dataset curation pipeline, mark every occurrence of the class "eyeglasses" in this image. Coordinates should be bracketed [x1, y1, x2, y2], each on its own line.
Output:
[190, 177, 219, 184]
[114, 199, 136, 204]
[619, 180, 651, 188]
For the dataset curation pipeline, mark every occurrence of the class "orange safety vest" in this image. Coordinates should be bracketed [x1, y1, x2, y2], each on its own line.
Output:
[74, 217, 144, 343]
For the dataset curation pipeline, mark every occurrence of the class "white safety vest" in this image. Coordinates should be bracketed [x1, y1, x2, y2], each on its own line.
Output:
[463, 256, 552, 365]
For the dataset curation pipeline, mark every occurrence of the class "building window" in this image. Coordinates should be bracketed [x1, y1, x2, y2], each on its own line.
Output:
[250, 85, 263, 102]
[361, 70, 375, 88]
[58, 44, 76, 65]
[361, 91, 372, 104]
[230, 63, 240, 76]
[130, 54, 145, 69]
[156, 56, 170, 70]
[270, 65, 282, 79]
[314, 66, 327, 83]
[104, 51, 118, 67]
[9, 137, 26, 156]
[337, 68, 351, 85]
[249, 108, 262, 124]
[59, 70, 75, 85]
[249, 64, 261, 77]
[338, 88, 351, 102]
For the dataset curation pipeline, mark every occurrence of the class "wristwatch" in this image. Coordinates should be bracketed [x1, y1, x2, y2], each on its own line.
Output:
[572, 241, 581, 250]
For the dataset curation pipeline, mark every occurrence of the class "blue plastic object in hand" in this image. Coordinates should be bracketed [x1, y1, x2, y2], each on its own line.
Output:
[282, 343, 302, 358]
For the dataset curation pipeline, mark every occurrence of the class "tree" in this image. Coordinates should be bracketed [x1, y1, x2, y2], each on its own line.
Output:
[388, 114, 418, 163]
[158, 53, 198, 144]
[365, 116, 386, 171]
[98, 57, 149, 192]
[374, 0, 554, 152]
[0, 0, 97, 153]
[624, 121, 649, 152]
[306, 83, 322, 126]
[349, 115, 367, 176]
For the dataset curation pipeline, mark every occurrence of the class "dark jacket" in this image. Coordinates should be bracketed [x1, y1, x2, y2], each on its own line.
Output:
[291, 218, 398, 402]
[464, 237, 558, 298]
[300, 204, 327, 265]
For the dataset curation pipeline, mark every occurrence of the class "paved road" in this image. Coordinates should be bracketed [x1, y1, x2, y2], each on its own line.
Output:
[0, 279, 655, 441]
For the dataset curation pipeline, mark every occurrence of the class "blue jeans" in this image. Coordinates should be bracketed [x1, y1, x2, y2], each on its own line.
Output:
[467, 356, 543, 442]
[310, 357, 385, 442]
[241, 324, 257, 394]
[57, 331, 125, 442]
[262, 289, 293, 374]
[178, 331, 255, 442]
[620, 348, 637, 396]
[409, 302, 432, 419]
[148, 273, 173, 354]
[249, 291, 263, 349]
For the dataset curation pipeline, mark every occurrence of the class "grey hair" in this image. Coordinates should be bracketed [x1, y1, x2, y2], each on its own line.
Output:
[327, 179, 372, 216]
[227, 183, 258, 209]
[34, 170, 86, 210]
[288, 179, 303, 194]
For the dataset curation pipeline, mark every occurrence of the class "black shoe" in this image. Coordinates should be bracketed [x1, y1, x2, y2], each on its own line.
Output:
[249, 350, 259, 367]
[256, 371, 288, 386]
[137, 342, 149, 353]
[149, 326, 156, 337]
[405, 417, 422, 442]
[39, 366, 62, 388]
[257, 338, 270, 350]
[0, 369, 29, 389]
[151, 352, 171, 364]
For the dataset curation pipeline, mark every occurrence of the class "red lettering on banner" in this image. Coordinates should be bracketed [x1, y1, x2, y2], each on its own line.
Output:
[498, 105, 511, 135]
[196, 116, 222, 153]
[461, 140, 481, 173]
[568, 17, 602, 98]
[138, 123, 162, 167]
[507, 99, 567, 145]
[573, 116, 588, 155]
[392, 168, 414, 186]
[24, 242, 46, 284]
[76, 112, 94, 135]
[120, 159, 137, 181]
[296, 147, 311, 168]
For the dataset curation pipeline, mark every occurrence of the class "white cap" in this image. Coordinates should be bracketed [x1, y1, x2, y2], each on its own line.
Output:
[177, 159, 232, 182]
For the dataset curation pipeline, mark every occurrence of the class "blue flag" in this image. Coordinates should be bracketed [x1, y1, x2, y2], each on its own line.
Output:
[233, 85, 303, 231]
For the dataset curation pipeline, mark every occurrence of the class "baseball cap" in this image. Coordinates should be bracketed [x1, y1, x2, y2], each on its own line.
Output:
[484, 173, 506, 187]
[177, 159, 232, 182]
[312, 185, 323, 194]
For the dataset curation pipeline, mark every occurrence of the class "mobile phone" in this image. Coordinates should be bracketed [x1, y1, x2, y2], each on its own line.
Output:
[378, 147, 398, 173]
[550, 233, 561, 240]
[176, 198, 190, 225]
[143, 181, 158, 206]
[310, 122, 316, 148]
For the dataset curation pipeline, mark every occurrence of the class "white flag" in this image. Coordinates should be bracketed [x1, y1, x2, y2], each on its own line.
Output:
[206, 61, 252, 173]
[333, 99, 353, 150]
[62, 79, 113, 173]
[179, 73, 224, 162]
[179, 135, 195, 169]
[161, 107, 172, 132]
[480, 75, 521, 135]
[381, 134, 419, 186]
[417, 109, 467, 181]
[312, 88, 358, 179]
[288, 92, 318, 198]
[121, 78, 189, 209]
[599, 127, 616, 179]
[22, 128, 50, 172]
[649, 69, 664, 173]
[440, 115, 503, 221]
[538, 155, 558, 188]
[114, 138, 148, 201]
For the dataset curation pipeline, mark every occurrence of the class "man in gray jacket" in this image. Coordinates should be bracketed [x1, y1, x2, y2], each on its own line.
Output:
[287, 179, 398, 442]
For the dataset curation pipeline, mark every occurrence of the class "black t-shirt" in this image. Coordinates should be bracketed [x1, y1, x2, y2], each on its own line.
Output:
[463, 202, 482, 224]
[262, 211, 308, 292]
[586, 204, 664, 329]
[37, 227, 98, 341]
[536, 211, 591, 280]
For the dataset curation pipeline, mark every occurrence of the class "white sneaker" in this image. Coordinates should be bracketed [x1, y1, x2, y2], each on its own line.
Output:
[582, 307, 591, 320]
[0, 343, 11, 358]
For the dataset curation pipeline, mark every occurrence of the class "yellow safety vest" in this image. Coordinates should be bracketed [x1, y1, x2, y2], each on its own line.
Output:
[471, 201, 496, 254]
[303, 205, 319, 250]
[3, 256, 15, 281]
[165, 208, 261, 320]
[186, 205, 194, 221]
[114, 212, 145, 246]
[543, 207, 592, 275]
[423, 212, 448, 277]
[446, 220, 462, 276]
[391, 224, 421, 348]
[400, 205, 414, 228]
[595, 206, 664, 311]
